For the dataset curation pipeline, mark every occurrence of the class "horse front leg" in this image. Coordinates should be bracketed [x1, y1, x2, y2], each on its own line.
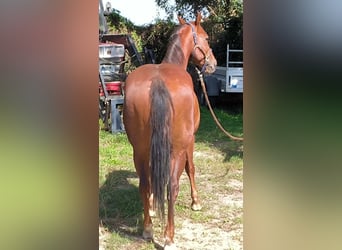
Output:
[185, 139, 202, 211]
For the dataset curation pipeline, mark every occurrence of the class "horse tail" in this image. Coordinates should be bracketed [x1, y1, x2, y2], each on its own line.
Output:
[149, 78, 172, 222]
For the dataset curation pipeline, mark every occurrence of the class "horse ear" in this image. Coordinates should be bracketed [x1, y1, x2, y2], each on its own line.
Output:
[195, 11, 202, 25]
[178, 16, 186, 25]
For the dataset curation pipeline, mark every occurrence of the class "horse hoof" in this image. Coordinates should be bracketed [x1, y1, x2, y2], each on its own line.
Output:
[143, 230, 153, 240]
[164, 243, 177, 250]
[191, 202, 202, 211]
[142, 225, 153, 240]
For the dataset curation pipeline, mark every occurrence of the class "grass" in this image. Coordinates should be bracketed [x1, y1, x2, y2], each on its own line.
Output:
[99, 105, 243, 249]
[197, 107, 243, 141]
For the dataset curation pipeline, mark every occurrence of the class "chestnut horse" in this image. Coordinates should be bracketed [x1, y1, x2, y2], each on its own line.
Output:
[123, 13, 217, 249]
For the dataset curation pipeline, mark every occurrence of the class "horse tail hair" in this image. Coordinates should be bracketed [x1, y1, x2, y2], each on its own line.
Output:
[149, 78, 172, 222]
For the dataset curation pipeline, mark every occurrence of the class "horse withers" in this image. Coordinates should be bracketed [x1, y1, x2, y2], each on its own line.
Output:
[123, 13, 217, 249]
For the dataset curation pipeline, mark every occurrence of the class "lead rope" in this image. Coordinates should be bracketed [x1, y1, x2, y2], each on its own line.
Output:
[196, 67, 244, 141]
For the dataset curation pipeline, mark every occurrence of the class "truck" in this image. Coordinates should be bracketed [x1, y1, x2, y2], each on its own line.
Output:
[98, 0, 156, 133]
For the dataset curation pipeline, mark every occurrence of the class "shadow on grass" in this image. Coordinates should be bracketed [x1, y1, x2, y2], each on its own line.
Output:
[99, 170, 143, 236]
[99, 170, 165, 249]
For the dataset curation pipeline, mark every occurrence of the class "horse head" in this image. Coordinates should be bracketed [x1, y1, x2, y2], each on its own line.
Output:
[178, 13, 217, 74]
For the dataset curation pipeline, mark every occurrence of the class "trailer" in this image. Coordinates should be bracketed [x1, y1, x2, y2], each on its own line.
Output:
[201, 45, 243, 105]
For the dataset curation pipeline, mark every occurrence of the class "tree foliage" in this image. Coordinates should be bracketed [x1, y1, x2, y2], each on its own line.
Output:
[156, 0, 243, 65]
[104, 1, 243, 67]
[140, 20, 176, 64]
[156, 0, 219, 19]
[105, 8, 143, 51]
[104, 8, 176, 64]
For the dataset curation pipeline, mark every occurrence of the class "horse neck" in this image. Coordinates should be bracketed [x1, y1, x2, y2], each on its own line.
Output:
[161, 26, 193, 69]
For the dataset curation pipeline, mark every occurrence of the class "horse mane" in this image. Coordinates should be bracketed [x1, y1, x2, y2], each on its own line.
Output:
[162, 25, 186, 65]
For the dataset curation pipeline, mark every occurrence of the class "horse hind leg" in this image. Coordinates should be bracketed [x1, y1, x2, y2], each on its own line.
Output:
[140, 177, 154, 240]
[185, 142, 202, 211]
[164, 160, 182, 250]
[148, 193, 156, 217]
[135, 156, 154, 240]
[142, 224, 153, 241]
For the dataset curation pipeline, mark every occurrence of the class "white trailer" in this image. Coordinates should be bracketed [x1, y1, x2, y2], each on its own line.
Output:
[209, 45, 243, 94]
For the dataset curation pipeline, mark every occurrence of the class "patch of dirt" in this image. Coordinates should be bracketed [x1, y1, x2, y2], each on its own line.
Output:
[170, 169, 243, 250]
[100, 158, 243, 250]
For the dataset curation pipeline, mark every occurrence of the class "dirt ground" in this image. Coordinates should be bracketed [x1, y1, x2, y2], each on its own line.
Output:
[100, 164, 243, 250]
[167, 170, 243, 250]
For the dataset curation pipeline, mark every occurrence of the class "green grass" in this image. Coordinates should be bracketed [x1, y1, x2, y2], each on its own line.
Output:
[99, 106, 243, 249]
[196, 106, 243, 162]
[197, 107, 243, 141]
[99, 132, 133, 185]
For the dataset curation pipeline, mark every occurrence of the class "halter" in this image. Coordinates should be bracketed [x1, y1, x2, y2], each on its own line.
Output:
[186, 22, 212, 73]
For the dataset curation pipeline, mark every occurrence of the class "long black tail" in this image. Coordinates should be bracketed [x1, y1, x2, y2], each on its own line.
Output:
[149, 78, 172, 222]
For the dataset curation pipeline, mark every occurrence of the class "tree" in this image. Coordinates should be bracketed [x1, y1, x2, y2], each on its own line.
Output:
[155, 0, 243, 65]
[140, 20, 176, 64]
